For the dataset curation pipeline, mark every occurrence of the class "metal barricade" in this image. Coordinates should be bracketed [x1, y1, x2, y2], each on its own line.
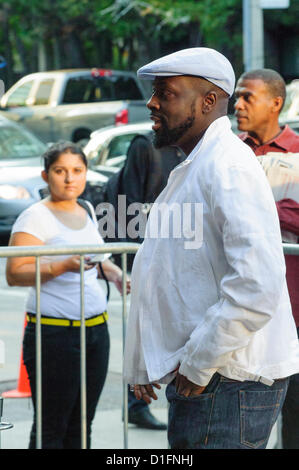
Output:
[282, 243, 299, 255]
[0, 242, 139, 450]
[0, 242, 298, 449]
[0, 397, 13, 449]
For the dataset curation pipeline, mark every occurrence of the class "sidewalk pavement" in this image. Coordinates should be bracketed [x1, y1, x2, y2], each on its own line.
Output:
[0, 401, 169, 450]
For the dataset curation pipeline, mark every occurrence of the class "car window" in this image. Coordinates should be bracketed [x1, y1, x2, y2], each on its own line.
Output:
[107, 134, 139, 160]
[62, 75, 143, 104]
[62, 77, 96, 103]
[6, 81, 34, 107]
[0, 126, 46, 159]
[35, 79, 54, 105]
[112, 76, 143, 100]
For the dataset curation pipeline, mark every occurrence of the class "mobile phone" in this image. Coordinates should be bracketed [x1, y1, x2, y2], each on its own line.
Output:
[85, 254, 103, 264]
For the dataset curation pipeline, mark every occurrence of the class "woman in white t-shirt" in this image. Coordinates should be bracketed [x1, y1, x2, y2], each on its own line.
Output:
[6, 141, 129, 449]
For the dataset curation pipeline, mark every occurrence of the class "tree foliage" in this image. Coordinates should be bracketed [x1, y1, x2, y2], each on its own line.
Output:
[0, 0, 298, 86]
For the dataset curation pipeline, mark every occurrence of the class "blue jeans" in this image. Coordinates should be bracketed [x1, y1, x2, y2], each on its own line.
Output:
[23, 321, 110, 449]
[282, 327, 299, 449]
[166, 372, 289, 449]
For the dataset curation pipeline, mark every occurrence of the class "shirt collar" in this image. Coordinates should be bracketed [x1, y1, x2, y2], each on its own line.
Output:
[241, 125, 293, 152]
[186, 115, 231, 162]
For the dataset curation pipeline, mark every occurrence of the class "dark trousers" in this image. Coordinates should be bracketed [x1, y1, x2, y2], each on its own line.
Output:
[166, 372, 289, 449]
[282, 326, 299, 449]
[23, 321, 110, 449]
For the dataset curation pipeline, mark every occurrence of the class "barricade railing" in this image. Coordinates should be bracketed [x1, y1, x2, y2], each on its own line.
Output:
[0, 242, 298, 450]
[0, 242, 139, 450]
[0, 397, 13, 449]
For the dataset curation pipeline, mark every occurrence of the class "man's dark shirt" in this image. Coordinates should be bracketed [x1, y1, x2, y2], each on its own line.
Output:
[101, 133, 185, 269]
[122, 133, 185, 206]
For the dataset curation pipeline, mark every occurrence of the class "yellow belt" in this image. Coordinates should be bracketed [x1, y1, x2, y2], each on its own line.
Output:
[26, 311, 108, 327]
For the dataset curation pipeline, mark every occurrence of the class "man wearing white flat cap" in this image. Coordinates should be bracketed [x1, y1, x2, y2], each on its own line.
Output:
[123, 48, 299, 449]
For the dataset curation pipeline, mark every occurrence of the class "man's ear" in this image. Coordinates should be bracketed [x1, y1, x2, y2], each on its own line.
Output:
[41, 170, 48, 183]
[272, 96, 284, 114]
[202, 91, 217, 114]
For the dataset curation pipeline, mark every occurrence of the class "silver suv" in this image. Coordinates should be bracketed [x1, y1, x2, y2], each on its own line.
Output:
[0, 69, 149, 144]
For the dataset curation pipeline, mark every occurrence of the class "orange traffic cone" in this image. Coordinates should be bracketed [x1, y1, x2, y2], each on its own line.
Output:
[2, 316, 31, 398]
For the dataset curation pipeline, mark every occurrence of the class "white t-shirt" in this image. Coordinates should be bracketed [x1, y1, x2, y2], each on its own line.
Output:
[11, 200, 108, 320]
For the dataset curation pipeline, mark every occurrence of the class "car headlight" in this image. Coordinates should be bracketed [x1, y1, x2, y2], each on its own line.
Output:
[0, 184, 31, 200]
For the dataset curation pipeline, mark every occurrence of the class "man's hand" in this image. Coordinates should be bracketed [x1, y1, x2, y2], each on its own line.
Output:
[130, 383, 161, 404]
[175, 372, 205, 397]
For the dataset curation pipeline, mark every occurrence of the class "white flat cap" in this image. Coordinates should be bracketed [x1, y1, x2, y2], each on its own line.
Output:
[137, 47, 235, 97]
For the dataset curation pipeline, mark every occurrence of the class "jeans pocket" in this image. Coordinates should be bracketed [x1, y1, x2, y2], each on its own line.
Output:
[166, 380, 216, 449]
[173, 372, 220, 401]
[240, 388, 284, 448]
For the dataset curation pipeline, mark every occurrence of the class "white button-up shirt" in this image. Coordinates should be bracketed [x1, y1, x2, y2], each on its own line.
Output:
[123, 116, 299, 387]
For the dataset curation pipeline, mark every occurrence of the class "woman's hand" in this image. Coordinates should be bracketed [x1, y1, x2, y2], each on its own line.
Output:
[111, 270, 131, 295]
[63, 255, 95, 273]
[98, 259, 131, 295]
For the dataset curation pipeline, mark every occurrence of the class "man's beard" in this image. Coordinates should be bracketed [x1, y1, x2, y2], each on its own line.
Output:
[153, 102, 196, 149]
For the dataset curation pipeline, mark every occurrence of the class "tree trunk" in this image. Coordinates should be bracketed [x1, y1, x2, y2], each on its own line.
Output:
[189, 21, 202, 47]
[63, 29, 88, 68]
[14, 34, 30, 75]
[38, 39, 47, 71]
[52, 35, 62, 70]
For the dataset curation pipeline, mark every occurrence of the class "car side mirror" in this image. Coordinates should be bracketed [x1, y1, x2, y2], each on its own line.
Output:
[0, 99, 7, 110]
[25, 97, 36, 106]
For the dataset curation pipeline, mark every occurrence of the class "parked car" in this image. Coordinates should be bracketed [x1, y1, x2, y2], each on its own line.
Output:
[0, 114, 108, 242]
[83, 121, 153, 176]
[0, 69, 149, 145]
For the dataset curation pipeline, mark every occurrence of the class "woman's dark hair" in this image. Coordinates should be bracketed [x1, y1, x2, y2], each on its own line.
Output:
[43, 141, 88, 173]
